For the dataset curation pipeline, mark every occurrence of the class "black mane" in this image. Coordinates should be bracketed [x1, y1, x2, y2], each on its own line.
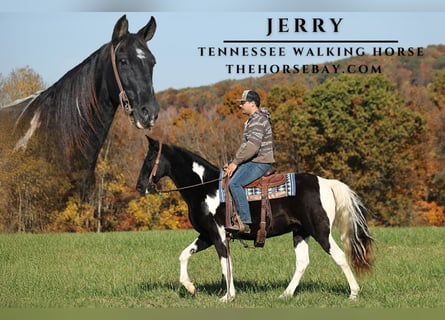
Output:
[20, 44, 110, 164]
[165, 143, 220, 176]
[162, 143, 221, 197]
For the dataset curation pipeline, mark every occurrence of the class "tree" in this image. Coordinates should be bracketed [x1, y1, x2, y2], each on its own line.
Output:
[426, 70, 445, 213]
[2, 152, 72, 232]
[429, 70, 445, 109]
[119, 179, 190, 231]
[0, 66, 45, 105]
[278, 74, 426, 225]
[52, 195, 96, 232]
[266, 83, 307, 172]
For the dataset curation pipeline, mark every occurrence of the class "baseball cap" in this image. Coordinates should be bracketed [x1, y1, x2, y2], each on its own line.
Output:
[238, 90, 260, 106]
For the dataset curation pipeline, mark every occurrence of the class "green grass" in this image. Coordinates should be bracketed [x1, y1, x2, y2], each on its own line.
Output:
[0, 227, 444, 308]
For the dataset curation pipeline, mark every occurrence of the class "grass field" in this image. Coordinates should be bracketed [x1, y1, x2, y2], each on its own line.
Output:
[0, 227, 444, 308]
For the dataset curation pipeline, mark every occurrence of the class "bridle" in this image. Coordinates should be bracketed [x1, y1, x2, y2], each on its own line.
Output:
[110, 43, 133, 115]
[146, 141, 222, 194]
[147, 142, 163, 188]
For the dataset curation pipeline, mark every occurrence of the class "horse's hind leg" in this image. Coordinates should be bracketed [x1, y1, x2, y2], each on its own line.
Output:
[327, 234, 360, 300]
[179, 236, 211, 296]
[280, 234, 310, 298]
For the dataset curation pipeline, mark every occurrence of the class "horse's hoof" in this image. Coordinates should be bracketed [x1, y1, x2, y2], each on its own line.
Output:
[349, 294, 358, 301]
[279, 292, 293, 299]
[186, 284, 196, 296]
[219, 293, 235, 303]
[349, 287, 360, 301]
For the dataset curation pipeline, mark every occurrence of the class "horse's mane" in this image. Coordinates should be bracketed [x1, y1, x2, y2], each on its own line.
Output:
[25, 44, 110, 162]
[1, 92, 41, 110]
[166, 143, 220, 175]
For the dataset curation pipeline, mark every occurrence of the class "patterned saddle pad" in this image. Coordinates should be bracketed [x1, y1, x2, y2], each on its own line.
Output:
[219, 172, 297, 202]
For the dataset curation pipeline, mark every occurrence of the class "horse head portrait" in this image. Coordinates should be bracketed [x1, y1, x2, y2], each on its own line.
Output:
[0, 15, 159, 201]
[109, 15, 159, 129]
[137, 136, 374, 302]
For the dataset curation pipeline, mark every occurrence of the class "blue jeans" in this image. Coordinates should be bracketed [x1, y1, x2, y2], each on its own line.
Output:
[228, 162, 271, 224]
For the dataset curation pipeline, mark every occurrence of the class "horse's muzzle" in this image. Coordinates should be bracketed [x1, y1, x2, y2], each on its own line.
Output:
[136, 181, 147, 195]
[134, 114, 155, 129]
[134, 111, 158, 129]
[136, 182, 157, 195]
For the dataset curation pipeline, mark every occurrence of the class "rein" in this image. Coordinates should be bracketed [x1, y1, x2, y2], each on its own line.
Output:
[147, 142, 223, 194]
[110, 43, 133, 115]
[153, 177, 222, 194]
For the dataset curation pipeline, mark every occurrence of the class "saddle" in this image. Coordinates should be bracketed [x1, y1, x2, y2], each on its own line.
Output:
[223, 168, 287, 247]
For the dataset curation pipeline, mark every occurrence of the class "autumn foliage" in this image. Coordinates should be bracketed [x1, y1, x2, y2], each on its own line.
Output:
[1, 45, 445, 232]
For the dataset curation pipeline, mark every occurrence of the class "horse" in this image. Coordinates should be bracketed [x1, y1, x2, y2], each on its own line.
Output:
[0, 15, 159, 200]
[136, 136, 374, 302]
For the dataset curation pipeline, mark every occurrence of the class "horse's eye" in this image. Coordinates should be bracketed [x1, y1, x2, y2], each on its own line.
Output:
[119, 58, 128, 65]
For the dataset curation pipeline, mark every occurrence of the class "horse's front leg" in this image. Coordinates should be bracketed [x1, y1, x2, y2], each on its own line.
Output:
[179, 236, 211, 296]
[214, 226, 235, 302]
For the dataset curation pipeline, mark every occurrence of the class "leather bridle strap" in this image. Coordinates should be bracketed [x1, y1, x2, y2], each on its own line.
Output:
[148, 142, 163, 186]
[110, 43, 133, 115]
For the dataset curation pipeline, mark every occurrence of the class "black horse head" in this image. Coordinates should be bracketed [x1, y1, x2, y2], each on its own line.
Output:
[110, 15, 159, 128]
[136, 135, 166, 195]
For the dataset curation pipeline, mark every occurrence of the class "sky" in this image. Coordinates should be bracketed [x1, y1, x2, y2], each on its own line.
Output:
[1, 0, 445, 92]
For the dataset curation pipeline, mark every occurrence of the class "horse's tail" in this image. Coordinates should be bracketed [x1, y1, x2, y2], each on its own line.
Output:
[328, 179, 374, 275]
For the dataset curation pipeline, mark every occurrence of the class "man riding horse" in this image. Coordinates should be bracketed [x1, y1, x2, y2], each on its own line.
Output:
[224, 89, 275, 235]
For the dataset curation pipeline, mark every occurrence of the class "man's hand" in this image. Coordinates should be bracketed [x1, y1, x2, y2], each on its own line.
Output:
[223, 162, 238, 177]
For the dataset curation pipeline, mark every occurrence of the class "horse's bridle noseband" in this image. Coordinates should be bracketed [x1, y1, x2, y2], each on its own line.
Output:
[110, 43, 133, 115]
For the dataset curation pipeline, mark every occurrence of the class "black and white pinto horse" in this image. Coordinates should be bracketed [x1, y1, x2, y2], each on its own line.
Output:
[0, 15, 159, 197]
[137, 137, 374, 302]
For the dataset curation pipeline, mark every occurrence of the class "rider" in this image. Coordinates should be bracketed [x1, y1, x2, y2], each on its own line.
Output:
[224, 90, 275, 234]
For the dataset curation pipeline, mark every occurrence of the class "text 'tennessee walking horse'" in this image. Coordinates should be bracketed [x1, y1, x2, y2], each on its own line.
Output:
[137, 137, 374, 302]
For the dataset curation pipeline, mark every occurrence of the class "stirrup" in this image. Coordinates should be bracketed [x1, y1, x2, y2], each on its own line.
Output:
[225, 222, 250, 235]
[225, 214, 246, 233]
[225, 224, 241, 233]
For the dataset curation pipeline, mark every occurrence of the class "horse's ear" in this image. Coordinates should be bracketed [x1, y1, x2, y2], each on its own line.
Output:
[145, 135, 159, 150]
[137, 16, 156, 42]
[112, 15, 129, 45]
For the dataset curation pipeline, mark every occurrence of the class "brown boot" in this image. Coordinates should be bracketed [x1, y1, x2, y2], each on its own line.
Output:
[240, 224, 251, 235]
[225, 223, 250, 234]
[225, 223, 242, 233]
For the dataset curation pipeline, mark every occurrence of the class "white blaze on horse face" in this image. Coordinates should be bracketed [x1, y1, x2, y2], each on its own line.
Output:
[136, 48, 146, 60]
[14, 109, 41, 151]
[192, 162, 205, 182]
